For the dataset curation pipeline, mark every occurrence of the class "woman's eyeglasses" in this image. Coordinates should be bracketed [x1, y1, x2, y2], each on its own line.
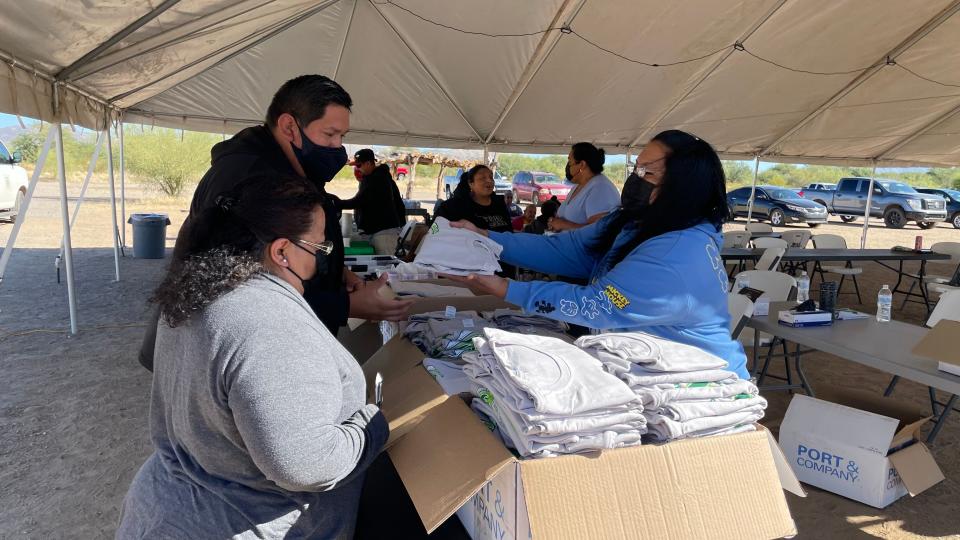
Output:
[297, 238, 334, 255]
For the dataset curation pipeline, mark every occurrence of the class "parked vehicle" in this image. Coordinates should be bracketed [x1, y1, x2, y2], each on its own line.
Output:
[441, 168, 510, 198]
[796, 183, 836, 206]
[917, 187, 960, 229]
[511, 171, 572, 205]
[0, 140, 28, 222]
[726, 185, 828, 227]
[829, 177, 947, 229]
[395, 165, 409, 181]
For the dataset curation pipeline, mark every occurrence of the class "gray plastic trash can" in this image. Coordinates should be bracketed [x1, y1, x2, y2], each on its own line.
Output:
[127, 213, 171, 259]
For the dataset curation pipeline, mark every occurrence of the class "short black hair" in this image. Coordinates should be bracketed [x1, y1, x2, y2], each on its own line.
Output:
[265, 75, 353, 128]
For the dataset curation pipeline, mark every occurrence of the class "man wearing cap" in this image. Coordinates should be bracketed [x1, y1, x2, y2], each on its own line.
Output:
[339, 149, 407, 255]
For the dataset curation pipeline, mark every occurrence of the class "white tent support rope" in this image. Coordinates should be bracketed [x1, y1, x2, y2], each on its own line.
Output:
[106, 122, 121, 282]
[54, 87, 79, 335]
[0, 129, 55, 286]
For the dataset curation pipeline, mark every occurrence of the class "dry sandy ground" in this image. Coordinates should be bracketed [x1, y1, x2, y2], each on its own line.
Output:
[1, 179, 959, 539]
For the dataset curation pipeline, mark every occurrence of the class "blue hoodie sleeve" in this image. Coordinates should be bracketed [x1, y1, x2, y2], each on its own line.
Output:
[488, 222, 605, 279]
[504, 235, 693, 328]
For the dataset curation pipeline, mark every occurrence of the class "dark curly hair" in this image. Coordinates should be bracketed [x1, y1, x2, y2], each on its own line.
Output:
[151, 176, 325, 327]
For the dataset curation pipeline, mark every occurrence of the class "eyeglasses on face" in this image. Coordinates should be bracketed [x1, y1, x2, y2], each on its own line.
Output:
[296, 238, 334, 255]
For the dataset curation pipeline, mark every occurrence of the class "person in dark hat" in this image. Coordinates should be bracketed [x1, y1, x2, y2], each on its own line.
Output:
[339, 149, 407, 255]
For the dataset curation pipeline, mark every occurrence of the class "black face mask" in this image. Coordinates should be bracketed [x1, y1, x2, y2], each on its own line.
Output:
[291, 122, 348, 184]
[564, 163, 573, 181]
[286, 242, 327, 288]
[621, 172, 657, 212]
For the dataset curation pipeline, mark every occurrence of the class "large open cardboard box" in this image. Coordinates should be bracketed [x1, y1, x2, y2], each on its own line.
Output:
[779, 389, 944, 508]
[362, 297, 803, 539]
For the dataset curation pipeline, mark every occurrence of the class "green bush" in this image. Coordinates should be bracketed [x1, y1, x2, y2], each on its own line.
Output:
[121, 128, 218, 196]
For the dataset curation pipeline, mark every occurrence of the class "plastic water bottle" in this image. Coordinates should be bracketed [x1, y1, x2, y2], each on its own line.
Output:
[797, 271, 810, 303]
[877, 285, 892, 323]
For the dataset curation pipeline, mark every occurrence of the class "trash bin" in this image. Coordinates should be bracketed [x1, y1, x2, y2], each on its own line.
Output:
[127, 213, 171, 259]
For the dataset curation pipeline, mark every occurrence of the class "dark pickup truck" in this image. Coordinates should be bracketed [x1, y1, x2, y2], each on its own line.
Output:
[827, 177, 947, 229]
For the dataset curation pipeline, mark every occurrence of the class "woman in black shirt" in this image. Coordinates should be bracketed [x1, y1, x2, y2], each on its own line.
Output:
[436, 165, 512, 233]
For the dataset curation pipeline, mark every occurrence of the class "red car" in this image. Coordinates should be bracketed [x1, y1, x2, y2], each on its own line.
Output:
[511, 170, 572, 205]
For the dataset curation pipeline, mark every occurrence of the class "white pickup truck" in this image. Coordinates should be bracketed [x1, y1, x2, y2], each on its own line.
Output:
[0, 139, 28, 222]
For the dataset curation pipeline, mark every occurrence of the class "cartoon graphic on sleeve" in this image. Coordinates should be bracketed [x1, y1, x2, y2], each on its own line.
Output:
[580, 296, 600, 320]
[595, 290, 613, 314]
[534, 300, 556, 314]
[559, 298, 579, 317]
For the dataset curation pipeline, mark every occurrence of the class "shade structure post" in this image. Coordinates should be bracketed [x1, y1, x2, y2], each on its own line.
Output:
[860, 162, 878, 249]
[625, 153, 632, 182]
[119, 120, 127, 247]
[745, 156, 760, 226]
[58, 131, 104, 265]
[0, 129, 55, 287]
[106, 119, 121, 281]
[54, 117, 79, 335]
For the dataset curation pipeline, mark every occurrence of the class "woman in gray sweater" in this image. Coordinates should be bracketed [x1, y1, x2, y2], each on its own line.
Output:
[118, 176, 388, 539]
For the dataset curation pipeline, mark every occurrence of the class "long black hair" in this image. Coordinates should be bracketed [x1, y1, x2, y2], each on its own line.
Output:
[152, 175, 325, 326]
[593, 130, 728, 266]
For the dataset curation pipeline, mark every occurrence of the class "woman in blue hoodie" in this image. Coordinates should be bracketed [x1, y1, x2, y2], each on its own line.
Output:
[447, 130, 749, 379]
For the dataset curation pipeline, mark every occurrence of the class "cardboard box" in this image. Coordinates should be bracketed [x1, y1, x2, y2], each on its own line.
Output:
[363, 297, 802, 539]
[778, 390, 944, 508]
[911, 319, 960, 376]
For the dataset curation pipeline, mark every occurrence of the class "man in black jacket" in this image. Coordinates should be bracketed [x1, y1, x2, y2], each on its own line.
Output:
[339, 149, 406, 255]
[138, 75, 412, 370]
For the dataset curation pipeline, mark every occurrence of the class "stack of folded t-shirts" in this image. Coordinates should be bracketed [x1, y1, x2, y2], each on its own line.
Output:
[576, 332, 766, 442]
[414, 217, 503, 275]
[402, 310, 493, 360]
[461, 328, 645, 458]
[483, 308, 570, 339]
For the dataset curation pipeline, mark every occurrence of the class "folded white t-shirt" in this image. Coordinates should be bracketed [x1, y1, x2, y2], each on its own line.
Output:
[482, 328, 638, 415]
[415, 217, 503, 275]
[577, 332, 729, 373]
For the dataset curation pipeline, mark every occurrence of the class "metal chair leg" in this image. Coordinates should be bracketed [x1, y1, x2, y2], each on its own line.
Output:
[757, 338, 777, 386]
[900, 282, 915, 310]
[795, 344, 815, 397]
[883, 375, 900, 397]
[782, 340, 793, 392]
[927, 390, 958, 444]
[852, 274, 862, 304]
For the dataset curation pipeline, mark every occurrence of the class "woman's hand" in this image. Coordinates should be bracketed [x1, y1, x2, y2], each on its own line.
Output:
[547, 216, 576, 232]
[442, 273, 509, 298]
[343, 268, 364, 292]
[449, 220, 488, 237]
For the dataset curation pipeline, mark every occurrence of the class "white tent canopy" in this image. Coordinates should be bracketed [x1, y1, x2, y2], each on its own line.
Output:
[1, 0, 960, 165]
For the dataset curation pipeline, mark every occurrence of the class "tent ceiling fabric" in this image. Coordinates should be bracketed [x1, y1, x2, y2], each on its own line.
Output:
[0, 0, 959, 166]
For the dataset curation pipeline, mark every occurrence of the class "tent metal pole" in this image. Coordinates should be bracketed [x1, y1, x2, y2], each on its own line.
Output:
[0, 129, 55, 286]
[56, 131, 104, 278]
[54, 118, 79, 335]
[860, 163, 878, 249]
[483, 146, 489, 165]
[120, 120, 127, 247]
[625, 153, 632, 182]
[745, 156, 760, 226]
[106, 122, 121, 281]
